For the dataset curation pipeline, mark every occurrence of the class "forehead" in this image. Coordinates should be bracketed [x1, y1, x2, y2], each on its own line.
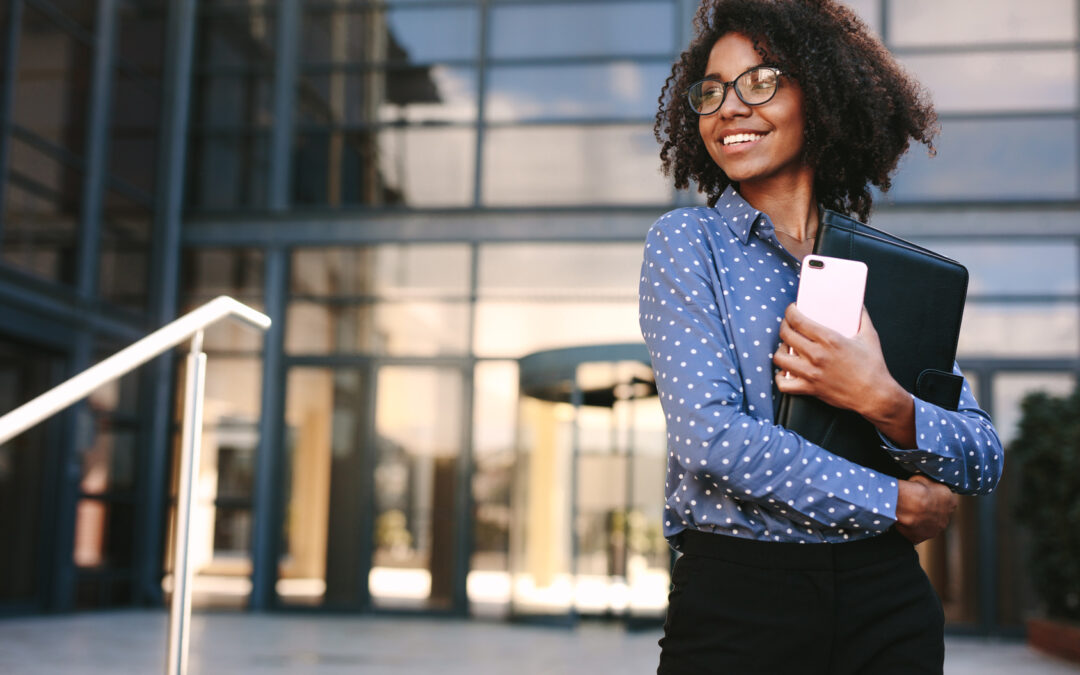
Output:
[704, 32, 767, 78]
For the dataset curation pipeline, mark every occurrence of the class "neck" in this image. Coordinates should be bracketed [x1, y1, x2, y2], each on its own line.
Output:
[738, 168, 818, 241]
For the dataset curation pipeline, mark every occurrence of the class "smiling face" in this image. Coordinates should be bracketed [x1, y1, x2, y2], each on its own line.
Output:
[698, 32, 811, 191]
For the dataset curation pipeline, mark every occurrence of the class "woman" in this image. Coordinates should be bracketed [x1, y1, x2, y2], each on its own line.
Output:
[639, 1, 1003, 673]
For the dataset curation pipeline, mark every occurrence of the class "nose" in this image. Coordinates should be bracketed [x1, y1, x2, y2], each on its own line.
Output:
[718, 85, 751, 118]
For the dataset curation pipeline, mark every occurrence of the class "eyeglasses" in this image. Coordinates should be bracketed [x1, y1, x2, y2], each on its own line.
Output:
[686, 65, 783, 116]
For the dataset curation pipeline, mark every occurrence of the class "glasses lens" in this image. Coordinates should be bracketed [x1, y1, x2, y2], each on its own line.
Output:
[689, 80, 726, 115]
[736, 67, 779, 105]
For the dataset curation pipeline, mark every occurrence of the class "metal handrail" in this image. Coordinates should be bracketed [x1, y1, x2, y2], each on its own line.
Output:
[0, 295, 271, 675]
[0, 296, 269, 445]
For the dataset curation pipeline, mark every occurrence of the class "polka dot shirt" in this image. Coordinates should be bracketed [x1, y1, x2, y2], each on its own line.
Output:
[638, 187, 1003, 545]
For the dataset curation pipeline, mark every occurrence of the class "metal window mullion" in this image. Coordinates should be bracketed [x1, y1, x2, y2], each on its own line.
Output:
[136, 0, 200, 608]
[76, 0, 119, 300]
[472, 0, 490, 207]
[249, 246, 288, 610]
[974, 365, 997, 636]
[0, 0, 25, 242]
[268, 0, 299, 211]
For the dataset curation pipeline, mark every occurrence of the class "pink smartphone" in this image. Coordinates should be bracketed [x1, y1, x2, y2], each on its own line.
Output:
[795, 255, 867, 337]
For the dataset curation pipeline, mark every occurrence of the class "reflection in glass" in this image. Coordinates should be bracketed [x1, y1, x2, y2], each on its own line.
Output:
[888, 118, 1077, 201]
[293, 127, 475, 207]
[78, 429, 137, 495]
[0, 339, 61, 606]
[510, 358, 667, 619]
[490, 2, 674, 58]
[474, 300, 640, 359]
[278, 368, 370, 608]
[900, 51, 1077, 114]
[13, 6, 93, 153]
[187, 133, 270, 210]
[184, 248, 265, 301]
[888, 0, 1076, 47]
[923, 240, 1079, 296]
[992, 372, 1076, 447]
[194, 73, 274, 129]
[291, 245, 470, 298]
[297, 67, 477, 125]
[109, 71, 163, 195]
[0, 178, 78, 286]
[992, 372, 1076, 628]
[478, 243, 643, 298]
[371, 366, 463, 610]
[485, 63, 670, 122]
[302, 7, 478, 64]
[162, 358, 262, 608]
[100, 192, 152, 310]
[198, 11, 277, 69]
[470, 361, 519, 617]
[957, 303, 1078, 357]
[73, 500, 135, 569]
[483, 125, 670, 206]
[286, 301, 471, 356]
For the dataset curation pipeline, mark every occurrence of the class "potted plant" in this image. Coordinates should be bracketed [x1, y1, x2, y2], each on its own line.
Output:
[1010, 386, 1080, 663]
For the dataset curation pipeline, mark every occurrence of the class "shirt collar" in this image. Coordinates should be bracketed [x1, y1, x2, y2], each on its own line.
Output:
[714, 185, 766, 244]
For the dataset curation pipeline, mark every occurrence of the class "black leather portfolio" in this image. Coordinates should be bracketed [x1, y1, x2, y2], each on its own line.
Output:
[775, 210, 969, 478]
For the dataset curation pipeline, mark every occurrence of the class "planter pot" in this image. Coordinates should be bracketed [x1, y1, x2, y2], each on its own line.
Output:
[1026, 617, 1080, 665]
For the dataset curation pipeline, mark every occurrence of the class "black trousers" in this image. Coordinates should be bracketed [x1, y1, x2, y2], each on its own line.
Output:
[657, 528, 944, 675]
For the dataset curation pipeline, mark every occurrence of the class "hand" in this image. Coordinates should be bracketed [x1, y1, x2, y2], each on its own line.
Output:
[773, 304, 916, 447]
[894, 474, 958, 544]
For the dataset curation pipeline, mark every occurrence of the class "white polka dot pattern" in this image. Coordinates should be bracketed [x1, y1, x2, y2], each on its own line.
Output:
[637, 187, 1003, 545]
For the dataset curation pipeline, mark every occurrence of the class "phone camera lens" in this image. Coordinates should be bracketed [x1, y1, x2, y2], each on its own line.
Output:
[808, 259, 824, 269]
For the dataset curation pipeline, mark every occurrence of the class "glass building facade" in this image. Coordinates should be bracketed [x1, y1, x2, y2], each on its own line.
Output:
[0, 0, 1077, 634]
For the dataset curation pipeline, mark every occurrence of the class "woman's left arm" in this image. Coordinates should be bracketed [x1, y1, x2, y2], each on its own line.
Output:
[774, 304, 1003, 496]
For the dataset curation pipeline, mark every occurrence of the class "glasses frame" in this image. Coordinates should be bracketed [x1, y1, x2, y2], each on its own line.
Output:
[686, 65, 784, 116]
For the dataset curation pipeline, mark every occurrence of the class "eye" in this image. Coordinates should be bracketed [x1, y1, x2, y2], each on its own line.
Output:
[746, 68, 778, 91]
[701, 82, 724, 96]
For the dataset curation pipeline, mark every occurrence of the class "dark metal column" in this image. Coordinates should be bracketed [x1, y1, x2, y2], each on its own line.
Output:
[46, 0, 120, 612]
[247, 0, 300, 611]
[0, 0, 25, 238]
[249, 246, 288, 610]
[975, 368, 999, 635]
[75, 0, 117, 300]
[136, 0, 199, 606]
[267, 0, 299, 211]
[451, 243, 481, 615]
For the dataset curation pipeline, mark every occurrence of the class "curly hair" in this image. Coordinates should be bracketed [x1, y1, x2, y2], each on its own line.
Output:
[655, 0, 937, 220]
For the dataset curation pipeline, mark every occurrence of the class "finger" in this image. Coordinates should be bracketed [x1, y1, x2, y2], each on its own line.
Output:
[785, 302, 842, 343]
[778, 317, 818, 357]
[772, 342, 811, 381]
[774, 370, 810, 394]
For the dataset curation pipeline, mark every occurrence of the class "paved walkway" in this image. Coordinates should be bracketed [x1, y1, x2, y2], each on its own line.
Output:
[1, 611, 1078, 674]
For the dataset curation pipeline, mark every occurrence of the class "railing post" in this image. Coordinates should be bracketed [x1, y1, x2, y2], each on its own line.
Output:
[166, 331, 207, 675]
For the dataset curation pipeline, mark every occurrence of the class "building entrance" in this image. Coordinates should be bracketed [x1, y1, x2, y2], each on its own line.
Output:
[278, 361, 466, 612]
[509, 344, 669, 623]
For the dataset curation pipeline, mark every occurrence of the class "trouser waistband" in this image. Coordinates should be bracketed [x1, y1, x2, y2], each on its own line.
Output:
[676, 527, 913, 571]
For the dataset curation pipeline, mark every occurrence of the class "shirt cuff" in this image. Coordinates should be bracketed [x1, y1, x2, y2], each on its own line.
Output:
[878, 394, 944, 463]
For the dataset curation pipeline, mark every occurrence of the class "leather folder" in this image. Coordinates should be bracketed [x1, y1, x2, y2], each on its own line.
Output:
[775, 210, 969, 478]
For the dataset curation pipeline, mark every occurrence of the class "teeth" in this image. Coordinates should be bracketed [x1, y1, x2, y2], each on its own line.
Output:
[723, 133, 764, 146]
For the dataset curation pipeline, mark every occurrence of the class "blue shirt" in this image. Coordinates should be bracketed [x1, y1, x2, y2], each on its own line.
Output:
[638, 187, 1003, 545]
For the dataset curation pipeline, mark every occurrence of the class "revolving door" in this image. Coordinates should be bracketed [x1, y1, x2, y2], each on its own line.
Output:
[509, 344, 669, 623]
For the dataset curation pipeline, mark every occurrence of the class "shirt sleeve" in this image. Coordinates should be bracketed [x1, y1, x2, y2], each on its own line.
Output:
[640, 214, 899, 533]
[879, 369, 1004, 496]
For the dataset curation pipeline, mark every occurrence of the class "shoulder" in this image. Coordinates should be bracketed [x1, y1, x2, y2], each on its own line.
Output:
[646, 207, 722, 248]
